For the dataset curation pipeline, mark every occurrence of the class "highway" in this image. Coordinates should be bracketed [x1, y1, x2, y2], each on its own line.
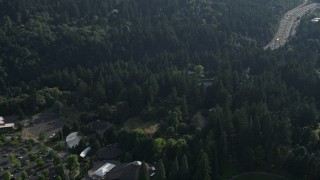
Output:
[264, 1, 320, 50]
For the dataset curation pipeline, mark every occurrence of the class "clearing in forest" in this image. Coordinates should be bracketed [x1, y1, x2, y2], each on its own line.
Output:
[124, 118, 159, 135]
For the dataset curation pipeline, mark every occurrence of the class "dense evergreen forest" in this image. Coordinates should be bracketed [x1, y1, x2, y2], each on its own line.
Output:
[1, 0, 320, 179]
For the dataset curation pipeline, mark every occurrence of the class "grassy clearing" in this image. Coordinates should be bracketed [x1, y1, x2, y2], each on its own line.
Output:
[124, 118, 159, 135]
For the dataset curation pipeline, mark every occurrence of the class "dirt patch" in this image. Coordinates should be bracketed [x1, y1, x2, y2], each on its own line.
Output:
[144, 124, 159, 135]
[124, 118, 159, 135]
[192, 111, 207, 128]
[22, 113, 65, 140]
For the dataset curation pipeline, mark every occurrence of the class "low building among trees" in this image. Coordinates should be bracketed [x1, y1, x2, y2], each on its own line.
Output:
[93, 162, 116, 179]
[0, 116, 15, 131]
[80, 147, 92, 158]
[90, 160, 155, 180]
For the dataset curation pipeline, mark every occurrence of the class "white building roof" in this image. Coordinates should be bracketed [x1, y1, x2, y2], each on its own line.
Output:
[66, 132, 81, 148]
[0, 123, 14, 128]
[311, 17, 320, 22]
[132, 161, 142, 166]
[94, 163, 116, 177]
[0, 116, 4, 125]
[80, 147, 91, 158]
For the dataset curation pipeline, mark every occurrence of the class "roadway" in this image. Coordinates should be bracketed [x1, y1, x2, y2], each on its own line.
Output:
[264, 1, 320, 50]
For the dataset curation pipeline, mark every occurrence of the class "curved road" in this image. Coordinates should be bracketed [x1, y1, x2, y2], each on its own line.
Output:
[264, 1, 320, 50]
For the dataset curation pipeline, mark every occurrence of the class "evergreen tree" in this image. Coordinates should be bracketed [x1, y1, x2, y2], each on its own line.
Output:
[66, 154, 80, 178]
[179, 155, 190, 180]
[145, 75, 159, 104]
[155, 159, 166, 180]
[20, 171, 28, 180]
[168, 107, 182, 128]
[204, 131, 220, 178]
[17, 107, 25, 120]
[72, 119, 81, 131]
[193, 151, 212, 180]
[168, 157, 179, 180]
[4, 171, 11, 180]
[138, 162, 150, 180]
[277, 111, 292, 146]
[0, 77, 8, 95]
[219, 131, 228, 168]
[55, 163, 65, 177]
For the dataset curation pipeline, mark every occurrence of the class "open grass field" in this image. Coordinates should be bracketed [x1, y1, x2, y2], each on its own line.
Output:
[231, 172, 289, 180]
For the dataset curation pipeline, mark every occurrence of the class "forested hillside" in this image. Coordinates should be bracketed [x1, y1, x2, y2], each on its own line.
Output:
[1, 0, 320, 179]
[0, 0, 301, 85]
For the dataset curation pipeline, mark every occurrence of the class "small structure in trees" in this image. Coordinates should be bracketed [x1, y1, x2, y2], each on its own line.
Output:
[66, 132, 82, 148]
[80, 147, 92, 158]
[0, 116, 15, 131]
[90, 160, 156, 180]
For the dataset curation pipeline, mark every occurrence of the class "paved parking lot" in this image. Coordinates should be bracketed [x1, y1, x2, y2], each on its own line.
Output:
[0, 113, 64, 180]
[0, 140, 58, 179]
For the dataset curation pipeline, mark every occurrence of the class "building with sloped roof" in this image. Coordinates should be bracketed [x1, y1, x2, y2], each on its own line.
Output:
[93, 162, 116, 179]
[90, 160, 155, 180]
